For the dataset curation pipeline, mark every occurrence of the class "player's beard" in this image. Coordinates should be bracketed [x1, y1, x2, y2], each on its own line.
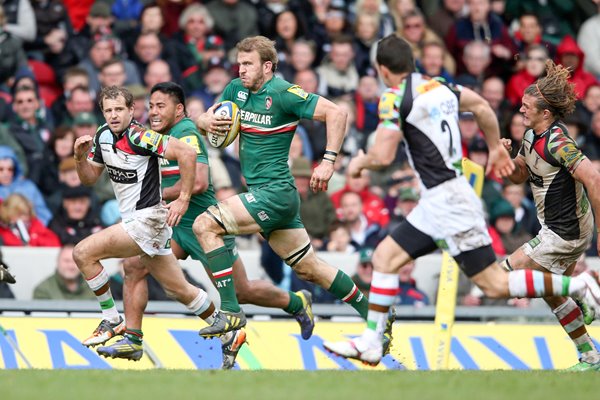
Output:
[247, 71, 266, 92]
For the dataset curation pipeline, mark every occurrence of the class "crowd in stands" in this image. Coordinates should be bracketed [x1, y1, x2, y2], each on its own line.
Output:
[1, 0, 600, 306]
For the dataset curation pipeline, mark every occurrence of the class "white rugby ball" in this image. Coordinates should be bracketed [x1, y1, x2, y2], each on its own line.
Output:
[206, 101, 241, 149]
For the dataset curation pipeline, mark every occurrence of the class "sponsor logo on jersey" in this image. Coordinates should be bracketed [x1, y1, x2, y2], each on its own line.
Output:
[287, 85, 308, 99]
[180, 135, 201, 153]
[240, 110, 272, 125]
[439, 99, 457, 115]
[265, 96, 272, 110]
[140, 130, 162, 149]
[237, 90, 248, 101]
[416, 79, 441, 94]
[245, 193, 256, 203]
[257, 210, 269, 221]
[379, 92, 396, 119]
[106, 165, 138, 184]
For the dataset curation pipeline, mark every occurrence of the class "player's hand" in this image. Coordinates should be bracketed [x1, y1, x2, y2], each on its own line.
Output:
[487, 145, 515, 177]
[73, 135, 93, 161]
[198, 102, 231, 136]
[500, 138, 512, 153]
[310, 160, 334, 193]
[348, 150, 367, 178]
[165, 197, 189, 226]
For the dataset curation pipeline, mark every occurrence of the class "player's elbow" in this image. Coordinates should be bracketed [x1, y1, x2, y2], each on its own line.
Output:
[193, 179, 209, 194]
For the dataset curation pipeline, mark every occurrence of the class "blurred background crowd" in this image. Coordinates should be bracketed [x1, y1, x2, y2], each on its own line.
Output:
[1, 0, 599, 307]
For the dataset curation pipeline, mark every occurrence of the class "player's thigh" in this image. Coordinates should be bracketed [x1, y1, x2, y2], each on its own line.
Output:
[198, 195, 261, 236]
[372, 236, 414, 274]
[74, 223, 142, 262]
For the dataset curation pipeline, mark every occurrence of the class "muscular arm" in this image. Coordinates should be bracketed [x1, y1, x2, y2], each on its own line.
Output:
[506, 156, 530, 184]
[357, 127, 403, 171]
[73, 135, 104, 186]
[573, 158, 600, 233]
[162, 162, 209, 201]
[311, 96, 347, 154]
[163, 137, 197, 202]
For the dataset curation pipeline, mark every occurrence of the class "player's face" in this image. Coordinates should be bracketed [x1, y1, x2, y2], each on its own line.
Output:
[519, 94, 544, 129]
[238, 51, 270, 92]
[102, 95, 134, 134]
[149, 91, 180, 133]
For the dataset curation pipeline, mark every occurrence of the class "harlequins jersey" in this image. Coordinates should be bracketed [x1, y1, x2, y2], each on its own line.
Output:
[88, 120, 169, 217]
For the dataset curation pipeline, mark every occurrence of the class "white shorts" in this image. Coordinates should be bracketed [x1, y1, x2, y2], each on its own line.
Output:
[121, 204, 172, 257]
[407, 177, 491, 257]
[522, 226, 592, 275]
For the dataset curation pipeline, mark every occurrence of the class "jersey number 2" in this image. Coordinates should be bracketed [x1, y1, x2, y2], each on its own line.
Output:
[441, 120, 454, 156]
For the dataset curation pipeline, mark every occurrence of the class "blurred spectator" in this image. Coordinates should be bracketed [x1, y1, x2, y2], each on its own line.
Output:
[331, 170, 390, 227]
[27, 0, 73, 59]
[398, 9, 455, 76]
[445, 0, 516, 79]
[388, 186, 419, 231]
[459, 111, 481, 154]
[487, 197, 532, 257]
[350, 0, 395, 38]
[317, 34, 359, 97]
[576, 84, 600, 130]
[110, 0, 144, 31]
[0, 146, 51, 225]
[578, 1, 600, 78]
[502, 182, 540, 237]
[337, 97, 364, 157]
[46, 157, 87, 215]
[185, 96, 205, 121]
[278, 39, 317, 83]
[132, 32, 180, 82]
[72, 111, 98, 139]
[9, 84, 52, 189]
[0, 193, 60, 246]
[292, 157, 336, 250]
[192, 59, 231, 108]
[33, 244, 96, 300]
[338, 191, 384, 249]
[326, 220, 356, 253]
[0, 258, 15, 298]
[61, 85, 95, 127]
[158, 0, 196, 37]
[563, 114, 587, 146]
[311, 2, 351, 64]
[352, 11, 380, 77]
[48, 184, 102, 245]
[416, 41, 454, 83]
[2, 0, 36, 42]
[272, 10, 305, 74]
[50, 67, 90, 125]
[481, 76, 512, 130]
[0, 5, 28, 88]
[506, 44, 549, 107]
[351, 246, 374, 296]
[388, 0, 417, 31]
[354, 75, 381, 136]
[454, 40, 491, 89]
[467, 136, 503, 210]
[397, 260, 429, 306]
[78, 33, 141, 93]
[556, 35, 599, 100]
[143, 59, 172, 92]
[582, 111, 600, 160]
[0, 121, 27, 176]
[513, 13, 556, 63]
[505, 111, 525, 156]
[78, 1, 114, 40]
[206, 0, 259, 52]
[427, 0, 466, 39]
[293, 69, 327, 160]
[98, 58, 127, 89]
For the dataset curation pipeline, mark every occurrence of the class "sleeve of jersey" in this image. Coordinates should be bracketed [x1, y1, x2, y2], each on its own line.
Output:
[547, 128, 586, 173]
[279, 85, 319, 119]
[217, 82, 234, 102]
[128, 125, 169, 157]
[178, 131, 208, 165]
[376, 90, 401, 131]
[88, 132, 104, 165]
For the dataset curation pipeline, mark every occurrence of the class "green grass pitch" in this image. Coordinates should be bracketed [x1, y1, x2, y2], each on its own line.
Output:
[2, 370, 599, 400]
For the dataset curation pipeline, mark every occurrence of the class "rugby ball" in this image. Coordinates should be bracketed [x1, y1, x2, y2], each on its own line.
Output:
[206, 101, 241, 149]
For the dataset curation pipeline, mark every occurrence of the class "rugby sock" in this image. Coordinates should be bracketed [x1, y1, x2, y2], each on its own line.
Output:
[206, 246, 241, 313]
[508, 270, 586, 298]
[186, 289, 217, 323]
[86, 268, 120, 323]
[553, 298, 600, 363]
[328, 270, 368, 319]
[366, 271, 399, 334]
[283, 291, 303, 314]
[125, 329, 143, 345]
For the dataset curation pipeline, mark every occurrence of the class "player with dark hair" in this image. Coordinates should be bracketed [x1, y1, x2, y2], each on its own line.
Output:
[322, 34, 600, 366]
[73, 85, 230, 348]
[497, 60, 600, 371]
[193, 36, 395, 342]
[97, 82, 314, 369]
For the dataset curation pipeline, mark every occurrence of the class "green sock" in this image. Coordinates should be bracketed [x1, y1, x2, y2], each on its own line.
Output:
[328, 270, 368, 319]
[283, 291, 303, 314]
[125, 328, 143, 345]
[206, 246, 241, 313]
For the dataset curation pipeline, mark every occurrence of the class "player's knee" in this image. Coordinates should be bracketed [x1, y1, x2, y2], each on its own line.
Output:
[122, 258, 148, 280]
[72, 242, 90, 267]
[192, 213, 215, 238]
[292, 260, 318, 283]
[478, 280, 506, 299]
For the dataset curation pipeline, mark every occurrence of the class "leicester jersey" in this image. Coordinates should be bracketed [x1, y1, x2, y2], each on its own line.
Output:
[378, 73, 463, 189]
[219, 76, 319, 186]
[88, 120, 169, 217]
[160, 117, 216, 226]
[517, 121, 592, 240]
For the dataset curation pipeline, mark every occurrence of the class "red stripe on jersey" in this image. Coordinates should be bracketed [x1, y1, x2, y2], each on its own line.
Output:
[115, 135, 137, 155]
[242, 125, 297, 135]
[525, 270, 535, 297]
[213, 269, 232, 279]
[370, 287, 400, 296]
[533, 135, 550, 163]
[161, 169, 180, 176]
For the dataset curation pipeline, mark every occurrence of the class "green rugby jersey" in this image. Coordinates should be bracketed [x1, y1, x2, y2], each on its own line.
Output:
[219, 76, 319, 186]
[160, 117, 216, 226]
